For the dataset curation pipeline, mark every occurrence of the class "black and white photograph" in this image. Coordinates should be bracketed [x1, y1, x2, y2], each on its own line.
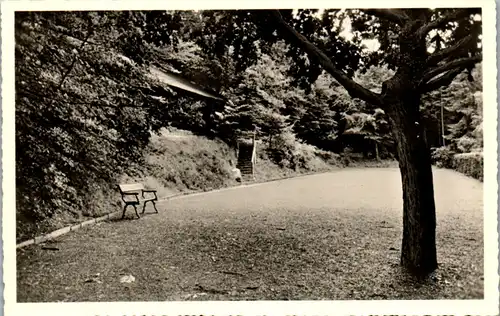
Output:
[3, 0, 498, 315]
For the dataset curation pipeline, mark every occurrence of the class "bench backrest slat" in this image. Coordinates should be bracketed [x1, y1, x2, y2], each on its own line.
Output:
[119, 183, 144, 193]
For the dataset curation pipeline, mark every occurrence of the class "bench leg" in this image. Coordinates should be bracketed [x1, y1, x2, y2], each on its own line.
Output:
[142, 200, 158, 214]
[121, 204, 129, 219]
[133, 205, 140, 219]
[122, 204, 140, 219]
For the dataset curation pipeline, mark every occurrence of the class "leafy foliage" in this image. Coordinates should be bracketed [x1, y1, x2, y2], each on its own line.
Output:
[453, 152, 483, 181]
[430, 146, 455, 168]
[193, 10, 363, 90]
[15, 11, 183, 224]
[442, 68, 483, 153]
[424, 64, 482, 149]
[427, 64, 483, 179]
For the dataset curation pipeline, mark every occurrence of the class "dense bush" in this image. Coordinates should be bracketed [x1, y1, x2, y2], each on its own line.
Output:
[292, 142, 326, 171]
[314, 149, 341, 165]
[263, 130, 339, 172]
[431, 146, 483, 182]
[431, 147, 456, 169]
[453, 152, 483, 181]
[455, 136, 479, 153]
[266, 131, 297, 168]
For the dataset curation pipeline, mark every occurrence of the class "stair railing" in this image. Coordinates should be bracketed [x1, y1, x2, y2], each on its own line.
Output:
[235, 125, 258, 180]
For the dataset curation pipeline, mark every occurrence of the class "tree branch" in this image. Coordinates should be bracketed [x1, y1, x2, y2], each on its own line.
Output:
[420, 67, 465, 93]
[418, 9, 480, 37]
[421, 55, 482, 84]
[269, 10, 383, 106]
[360, 9, 409, 25]
[427, 34, 475, 66]
[56, 24, 93, 90]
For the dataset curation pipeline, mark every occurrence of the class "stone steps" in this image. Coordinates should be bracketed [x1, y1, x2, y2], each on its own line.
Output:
[237, 138, 256, 181]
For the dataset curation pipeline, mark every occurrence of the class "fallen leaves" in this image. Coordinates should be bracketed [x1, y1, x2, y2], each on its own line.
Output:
[16, 169, 484, 301]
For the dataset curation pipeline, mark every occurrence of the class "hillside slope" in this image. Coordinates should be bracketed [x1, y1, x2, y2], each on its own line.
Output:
[16, 128, 340, 241]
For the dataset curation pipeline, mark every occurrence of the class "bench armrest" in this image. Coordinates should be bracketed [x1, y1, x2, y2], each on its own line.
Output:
[120, 191, 140, 203]
[142, 189, 158, 200]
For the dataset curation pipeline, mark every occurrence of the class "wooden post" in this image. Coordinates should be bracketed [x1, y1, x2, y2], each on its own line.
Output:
[252, 126, 257, 178]
[440, 89, 446, 146]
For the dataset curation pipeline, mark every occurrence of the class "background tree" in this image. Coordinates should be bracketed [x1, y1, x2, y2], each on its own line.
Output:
[438, 66, 482, 153]
[340, 65, 396, 159]
[292, 72, 345, 152]
[424, 62, 483, 171]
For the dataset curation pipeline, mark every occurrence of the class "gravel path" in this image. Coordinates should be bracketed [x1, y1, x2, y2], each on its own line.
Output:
[17, 167, 484, 301]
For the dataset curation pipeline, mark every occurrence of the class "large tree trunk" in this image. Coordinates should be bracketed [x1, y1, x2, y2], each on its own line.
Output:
[384, 78, 438, 276]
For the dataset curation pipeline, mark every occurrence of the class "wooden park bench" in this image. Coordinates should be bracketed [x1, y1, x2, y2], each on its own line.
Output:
[117, 183, 158, 219]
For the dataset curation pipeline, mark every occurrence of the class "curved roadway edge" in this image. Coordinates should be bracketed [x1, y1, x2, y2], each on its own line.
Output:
[15, 170, 341, 249]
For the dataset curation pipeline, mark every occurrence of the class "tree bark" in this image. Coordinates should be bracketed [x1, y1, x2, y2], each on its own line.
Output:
[383, 77, 438, 276]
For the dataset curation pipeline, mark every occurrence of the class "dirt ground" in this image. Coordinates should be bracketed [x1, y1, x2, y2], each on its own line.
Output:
[17, 167, 484, 302]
